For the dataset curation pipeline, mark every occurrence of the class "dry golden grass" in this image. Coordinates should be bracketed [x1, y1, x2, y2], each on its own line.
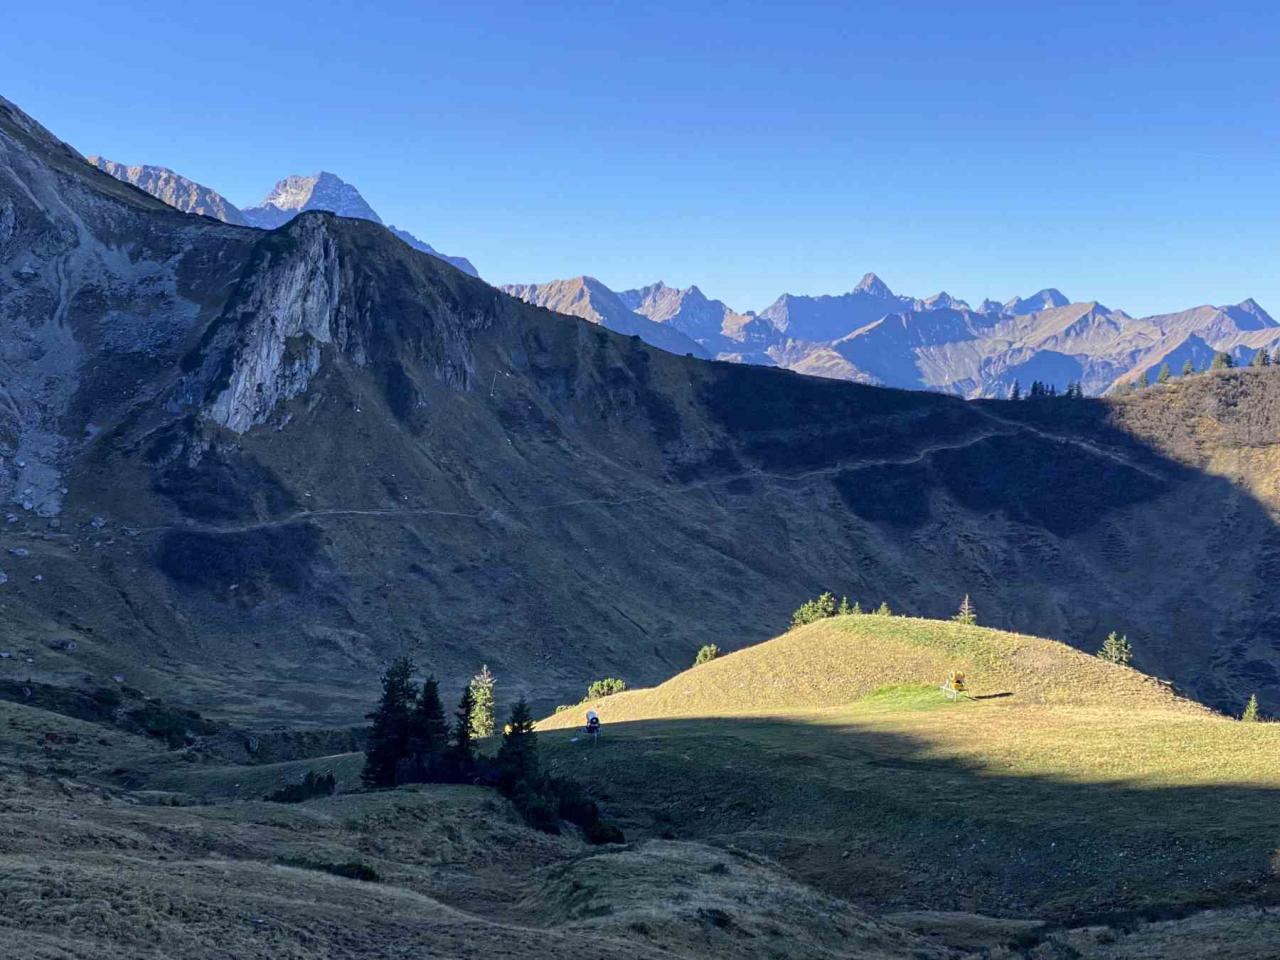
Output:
[538, 615, 1280, 923]
[539, 615, 1202, 730]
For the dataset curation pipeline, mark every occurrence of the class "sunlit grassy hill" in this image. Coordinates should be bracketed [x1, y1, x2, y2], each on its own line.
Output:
[539, 615, 1204, 727]
[537, 615, 1280, 927]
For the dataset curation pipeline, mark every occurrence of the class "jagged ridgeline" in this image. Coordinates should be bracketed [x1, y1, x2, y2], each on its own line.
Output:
[2, 94, 1280, 724]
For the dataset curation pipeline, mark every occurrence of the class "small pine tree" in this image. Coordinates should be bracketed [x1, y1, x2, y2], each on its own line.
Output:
[1138, 371, 1149, 388]
[469, 665, 496, 740]
[1242, 694, 1260, 723]
[1211, 352, 1234, 370]
[1097, 631, 1133, 666]
[838, 596, 850, 616]
[1253, 348, 1270, 368]
[1157, 363, 1171, 384]
[362, 657, 417, 788]
[849, 600, 863, 615]
[1010, 380, 1021, 401]
[874, 601, 893, 617]
[495, 698, 540, 791]
[953, 594, 977, 626]
[408, 675, 449, 782]
[1181, 359, 1194, 376]
[694, 644, 720, 666]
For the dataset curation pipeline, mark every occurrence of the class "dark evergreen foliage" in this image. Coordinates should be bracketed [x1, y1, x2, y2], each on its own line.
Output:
[361, 657, 416, 788]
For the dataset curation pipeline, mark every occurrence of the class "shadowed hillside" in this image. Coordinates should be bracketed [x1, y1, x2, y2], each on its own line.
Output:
[4, 94, 1280, 727]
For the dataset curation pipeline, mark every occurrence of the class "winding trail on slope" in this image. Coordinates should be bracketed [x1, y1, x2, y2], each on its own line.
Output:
[132, 416, 1167, 537]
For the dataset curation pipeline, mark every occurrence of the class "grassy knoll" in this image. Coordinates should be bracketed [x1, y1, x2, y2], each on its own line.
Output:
[539, 616, 1280, 922]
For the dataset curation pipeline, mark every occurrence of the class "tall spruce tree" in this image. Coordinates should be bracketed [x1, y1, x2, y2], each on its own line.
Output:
[1253, 348, 1270, 368]
[362, 657, 417, 787]
[450, 684, 476, 776]
[1010, 380, 1021, 401]
[495, 698, 540, 791]
[469, 665, 496, 740]
[1157, 363, 1171, 384]
[408, 675, 449, 782]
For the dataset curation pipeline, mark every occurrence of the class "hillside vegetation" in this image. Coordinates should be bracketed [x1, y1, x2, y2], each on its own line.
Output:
[539, 616, 1202, 724]
[538, 615, 1280, 932]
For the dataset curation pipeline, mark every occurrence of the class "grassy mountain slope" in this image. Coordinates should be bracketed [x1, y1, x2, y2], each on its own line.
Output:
[538, 616, 1280, 927]
[6, 92, 1280, 727]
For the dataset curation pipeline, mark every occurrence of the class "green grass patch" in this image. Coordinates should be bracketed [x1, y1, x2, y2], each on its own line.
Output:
[854, 682, 957, 712]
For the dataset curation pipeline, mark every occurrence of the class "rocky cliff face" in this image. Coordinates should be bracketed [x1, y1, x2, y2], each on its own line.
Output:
[5, 95, 1280, 726]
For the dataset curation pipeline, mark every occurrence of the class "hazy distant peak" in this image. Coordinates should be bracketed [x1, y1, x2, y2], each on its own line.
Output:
[88, 156, 248, 225]
[853, 272, 893, 297]
[246, 171, 382, 227]
[1003, 288, 1070, 315]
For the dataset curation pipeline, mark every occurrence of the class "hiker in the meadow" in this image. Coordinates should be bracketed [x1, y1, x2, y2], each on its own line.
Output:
[585, 709, 601, 743]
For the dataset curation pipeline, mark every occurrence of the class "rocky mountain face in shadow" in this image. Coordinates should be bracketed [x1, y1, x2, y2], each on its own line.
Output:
[3, 95, 1280, 723]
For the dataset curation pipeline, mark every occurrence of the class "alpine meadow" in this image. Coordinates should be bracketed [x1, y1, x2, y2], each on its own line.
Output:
[3, 3, 1280, 957]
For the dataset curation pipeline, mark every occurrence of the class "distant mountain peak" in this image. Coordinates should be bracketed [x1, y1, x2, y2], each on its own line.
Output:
[89, 156, 248, 226]
[245, 171, 382, 228]
[854, 272, 893, 297]
[1003, 288, 1070, 316]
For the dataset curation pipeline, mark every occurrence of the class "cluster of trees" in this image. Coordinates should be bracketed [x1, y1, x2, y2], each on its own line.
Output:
[361, 658, 481, 789]
[585, 677, 627, 700]
[1009, 380, 1086, 400]
[1115, 348, 1277, 396]
[791, 592, 892, 628]
[492, 699, 624, 842]
[361, 658, 623, 842]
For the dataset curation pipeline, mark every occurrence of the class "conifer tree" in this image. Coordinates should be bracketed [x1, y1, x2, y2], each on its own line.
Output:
[850, 600, 863, 615]
[1157, 363, 1171, 384]
[1242, 694, 1260, 723]
[495, 698, 539, 790]
[408, 675, 449, 781]
[1181, 359, 1194, 376]
[875, 601, 893, 617]
[953, 594, 977, 625]
[469, 665, 496, 740]
[838, 596, 850, 616]
[450, 684, 476, 775]
[1211, 352, 1233, 370]
[1138, 370, 1149, 388]
[1010, 380, 1021, 401]
[1253, 348, 1270, 368]
[362, 657, 417, 788]
[1097, 631, 1133, 666]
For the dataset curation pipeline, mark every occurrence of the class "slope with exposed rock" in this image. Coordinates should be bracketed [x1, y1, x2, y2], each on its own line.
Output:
[5, 94, 1280, 728]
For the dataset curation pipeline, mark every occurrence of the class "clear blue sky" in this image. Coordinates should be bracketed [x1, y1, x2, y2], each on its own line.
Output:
[4, 0, 1277, 315]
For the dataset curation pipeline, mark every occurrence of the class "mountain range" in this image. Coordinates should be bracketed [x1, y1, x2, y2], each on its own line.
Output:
[90, 153, 1274, 400]
[6, 92, 1280, 723]
[89, 158, 478, 277]
[506, 272, 1278, 397]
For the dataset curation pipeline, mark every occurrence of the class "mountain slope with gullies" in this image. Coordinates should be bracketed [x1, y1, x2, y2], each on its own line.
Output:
[5, 94, 1280, 726]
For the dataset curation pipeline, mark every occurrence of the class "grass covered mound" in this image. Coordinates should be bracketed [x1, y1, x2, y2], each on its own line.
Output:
[539, 615, 1202, 729]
